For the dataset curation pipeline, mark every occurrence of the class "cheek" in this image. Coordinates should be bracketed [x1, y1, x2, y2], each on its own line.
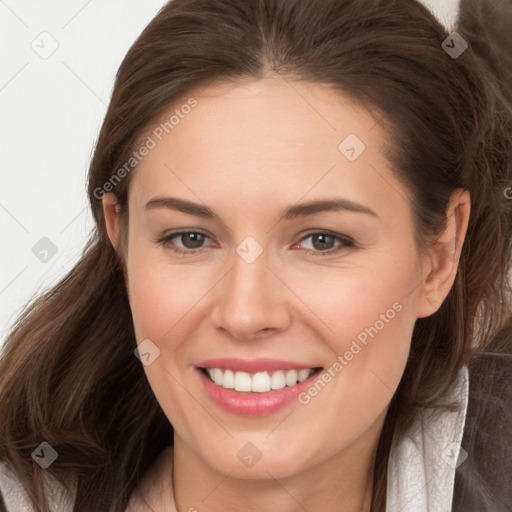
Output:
[126, 247, 213, 344]
[125, 251, 214, 429]
[281, 248, 418, 355]
[285, 256, 417, 437]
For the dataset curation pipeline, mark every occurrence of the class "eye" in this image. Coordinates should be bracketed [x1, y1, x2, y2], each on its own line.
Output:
[292, 231, 354, 256]
[156, 230, 211, 254]
[155, 229, 355, 256]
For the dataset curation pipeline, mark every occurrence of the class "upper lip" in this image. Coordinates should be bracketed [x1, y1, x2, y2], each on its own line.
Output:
[196, 358, 321, 373]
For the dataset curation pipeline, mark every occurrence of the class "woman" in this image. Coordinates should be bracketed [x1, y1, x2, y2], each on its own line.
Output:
[0, 0, 511, 510]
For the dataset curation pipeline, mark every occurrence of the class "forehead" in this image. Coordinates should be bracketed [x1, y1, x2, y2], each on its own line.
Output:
[128, 77, 411, 224]
[139, 76, 380, 163]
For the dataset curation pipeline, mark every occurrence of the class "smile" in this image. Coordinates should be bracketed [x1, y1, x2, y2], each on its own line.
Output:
[195, 358, 324, 416]
[203, 367, 318, 392]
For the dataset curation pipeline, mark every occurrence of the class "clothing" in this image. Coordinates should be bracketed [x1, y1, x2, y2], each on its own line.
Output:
[386, 366, 469, 511]
[1, 352, 511, 511]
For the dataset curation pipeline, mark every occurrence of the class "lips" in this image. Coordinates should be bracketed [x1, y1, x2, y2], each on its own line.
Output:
[195, 358, 323, 416]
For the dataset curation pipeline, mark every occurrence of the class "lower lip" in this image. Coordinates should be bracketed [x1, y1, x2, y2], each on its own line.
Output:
[196, 368, 321, 416]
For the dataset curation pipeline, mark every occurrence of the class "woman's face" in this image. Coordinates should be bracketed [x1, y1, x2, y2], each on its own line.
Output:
[104, 77, 450, 479]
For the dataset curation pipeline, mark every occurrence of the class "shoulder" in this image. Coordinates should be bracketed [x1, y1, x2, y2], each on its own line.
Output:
[0, 459, 75, 512]
[453, 351, 512, 511]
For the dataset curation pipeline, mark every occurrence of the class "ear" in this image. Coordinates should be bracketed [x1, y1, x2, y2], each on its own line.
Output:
[416, 188, 471, 319]
[102, 193, 122, 251]
[102, 193, 130, 296]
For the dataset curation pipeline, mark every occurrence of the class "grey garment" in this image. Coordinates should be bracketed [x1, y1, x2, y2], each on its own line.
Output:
[452, 350, 512, 511]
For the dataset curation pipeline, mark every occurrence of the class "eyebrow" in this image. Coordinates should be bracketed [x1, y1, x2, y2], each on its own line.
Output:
[144, 196, 380, 221]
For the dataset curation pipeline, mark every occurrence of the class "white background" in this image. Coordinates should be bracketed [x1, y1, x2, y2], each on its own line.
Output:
[0, 1, 167, 345]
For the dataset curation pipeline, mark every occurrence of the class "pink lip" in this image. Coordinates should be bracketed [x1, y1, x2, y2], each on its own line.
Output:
[196, 357, 317, 373]
[196, 365, 322, 416]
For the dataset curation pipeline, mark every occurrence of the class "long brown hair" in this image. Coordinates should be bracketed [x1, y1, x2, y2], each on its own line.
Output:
[1, 0, 511, 510]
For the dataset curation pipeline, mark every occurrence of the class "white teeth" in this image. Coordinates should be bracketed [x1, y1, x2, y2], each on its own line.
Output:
[234, 371, 252, 392]
[285, 369, 298, 386]
[223, 369, 235, 389]
[297, 369, 311, 382]
[270, 370, 286, 390]
[252, 372, 271, 393]
[204, 367, 316, 392]
[213, 368, 223, 386]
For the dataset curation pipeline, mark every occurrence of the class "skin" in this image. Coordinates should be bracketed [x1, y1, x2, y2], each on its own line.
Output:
[103, 76, 470, 512]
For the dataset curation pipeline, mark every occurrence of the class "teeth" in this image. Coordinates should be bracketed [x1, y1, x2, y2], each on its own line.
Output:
[234, 371, 252, 392]
[205, 367, 316, 392]
[297, 368, 311, 383]
[223, 369, 235, 389]
[252, 372, 271, 392]
[270, 370, 286, 390]
[286, 369, 298, 386]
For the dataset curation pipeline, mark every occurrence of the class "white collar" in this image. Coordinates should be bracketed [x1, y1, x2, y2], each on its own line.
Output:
[386, 365, 469, 511]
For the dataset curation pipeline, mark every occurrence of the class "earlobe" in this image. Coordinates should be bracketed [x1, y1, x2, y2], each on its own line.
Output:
[416, 189, 471, 319]
[102, 193, 121, 251]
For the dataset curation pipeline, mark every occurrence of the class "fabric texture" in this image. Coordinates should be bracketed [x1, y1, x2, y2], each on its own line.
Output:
[386, 366, 469, 511]
[452, 351, 512, 511]
[0, 460, 76, 512]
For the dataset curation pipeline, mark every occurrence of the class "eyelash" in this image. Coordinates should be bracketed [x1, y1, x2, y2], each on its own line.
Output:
[155, 229, 355, 257]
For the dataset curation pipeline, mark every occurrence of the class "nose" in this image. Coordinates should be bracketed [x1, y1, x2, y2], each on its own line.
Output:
[210, 245, 292, 341]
